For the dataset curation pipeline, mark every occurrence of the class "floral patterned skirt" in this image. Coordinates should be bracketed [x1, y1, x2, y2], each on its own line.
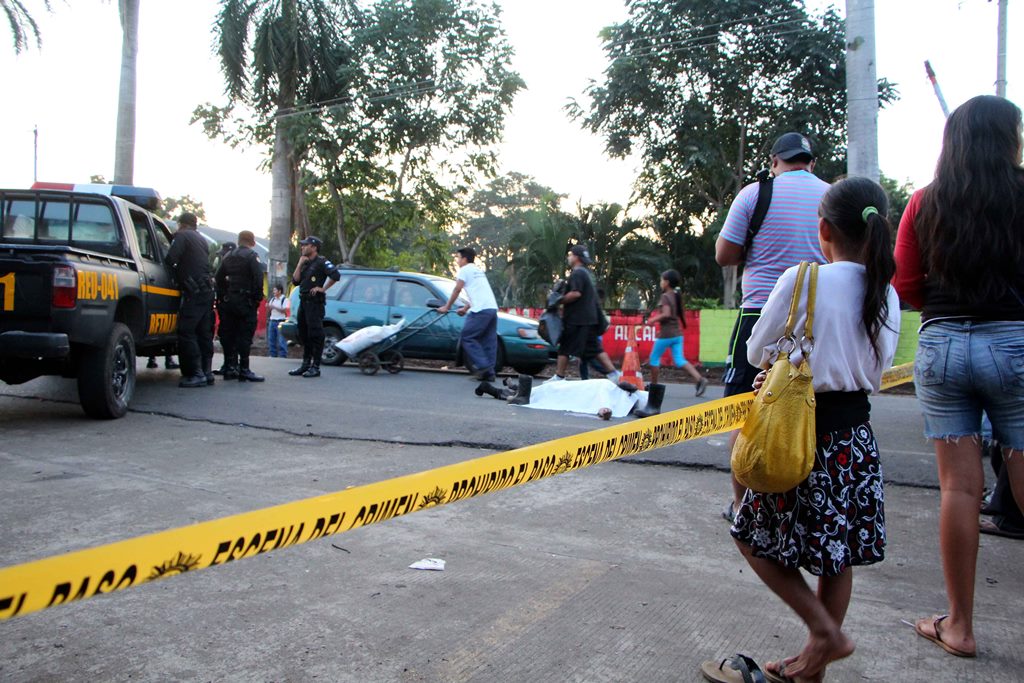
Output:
[730, 422, 886, 577]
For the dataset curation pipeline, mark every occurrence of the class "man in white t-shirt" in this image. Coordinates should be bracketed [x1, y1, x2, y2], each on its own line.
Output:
[438, 247, 499, 381]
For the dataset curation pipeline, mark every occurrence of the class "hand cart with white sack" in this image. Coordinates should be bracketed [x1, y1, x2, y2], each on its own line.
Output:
[335, 309, 449, 375]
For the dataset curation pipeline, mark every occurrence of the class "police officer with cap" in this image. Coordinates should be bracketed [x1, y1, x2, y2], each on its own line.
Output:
[165, 212, 215, 388]
[215, 230, 265, 382]
[290, 236, 341, 378]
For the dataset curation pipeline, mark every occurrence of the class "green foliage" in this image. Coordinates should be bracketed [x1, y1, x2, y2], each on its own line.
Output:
[157, 195, 208, 223]
[3, 0, 51, 53]
[200, 0, 522, 270]
[880, 174, 914, 234]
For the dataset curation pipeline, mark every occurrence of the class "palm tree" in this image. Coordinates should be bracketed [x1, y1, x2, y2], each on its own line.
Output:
[113, 0, 139, 184]
[213, 0, 356, 285]
[3, 0, 51, 53]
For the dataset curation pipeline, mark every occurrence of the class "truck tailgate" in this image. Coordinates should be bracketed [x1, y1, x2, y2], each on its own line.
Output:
[0, 256, 52, 324]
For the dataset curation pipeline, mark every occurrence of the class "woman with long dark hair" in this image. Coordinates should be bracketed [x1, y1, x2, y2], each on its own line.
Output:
[894, 94, 1024, 659]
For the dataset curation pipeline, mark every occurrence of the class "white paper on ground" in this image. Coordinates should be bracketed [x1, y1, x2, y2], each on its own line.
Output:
[409, 558, 446, 571]
[519, 378, 646, 418]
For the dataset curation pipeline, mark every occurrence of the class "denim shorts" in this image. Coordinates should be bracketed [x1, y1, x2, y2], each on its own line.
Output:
[914, 320, 1024, 450]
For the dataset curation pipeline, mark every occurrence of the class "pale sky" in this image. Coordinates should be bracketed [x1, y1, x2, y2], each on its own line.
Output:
[1, 1, 1020, 237]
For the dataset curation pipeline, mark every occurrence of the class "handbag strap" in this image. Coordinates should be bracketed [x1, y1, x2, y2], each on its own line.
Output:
[782, 262, 818, 353]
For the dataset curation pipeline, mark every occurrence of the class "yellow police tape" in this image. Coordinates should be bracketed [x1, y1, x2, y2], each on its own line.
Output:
[0, 362, 915, 621]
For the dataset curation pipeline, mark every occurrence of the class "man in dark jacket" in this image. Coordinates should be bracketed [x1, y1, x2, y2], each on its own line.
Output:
[165, 212, 215, 388]
[215, 231, 265, 382]
[290, 236, 341, 378]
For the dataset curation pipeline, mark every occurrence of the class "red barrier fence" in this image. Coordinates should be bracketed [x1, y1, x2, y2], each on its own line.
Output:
[501, 309, 702, 367]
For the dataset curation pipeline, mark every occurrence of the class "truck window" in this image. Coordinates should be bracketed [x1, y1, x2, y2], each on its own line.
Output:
[129, 209, 156, 260]
[151, 218, 173, 256]
[1, 197, 122, 256]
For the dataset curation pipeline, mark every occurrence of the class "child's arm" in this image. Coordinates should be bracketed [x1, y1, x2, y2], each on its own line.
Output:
[745, 267, 798, 369]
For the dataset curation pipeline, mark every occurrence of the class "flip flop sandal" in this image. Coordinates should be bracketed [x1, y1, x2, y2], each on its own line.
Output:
[700, 653, 767, 683]
[722, 500, 736, 524]
[914, 615, 977, 658]
[980, 516, 1024, 540]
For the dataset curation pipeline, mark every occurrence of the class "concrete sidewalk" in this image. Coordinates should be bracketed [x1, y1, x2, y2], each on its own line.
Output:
[0, 398, 1019, 681]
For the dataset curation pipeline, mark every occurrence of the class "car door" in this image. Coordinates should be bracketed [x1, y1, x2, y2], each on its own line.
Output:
[336, 275, 391, 334]
[387, 278, 456, 358]
[129, 209, 179, 342]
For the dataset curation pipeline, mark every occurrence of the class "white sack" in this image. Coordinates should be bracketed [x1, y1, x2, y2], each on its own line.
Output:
[335, 320, 405, 356]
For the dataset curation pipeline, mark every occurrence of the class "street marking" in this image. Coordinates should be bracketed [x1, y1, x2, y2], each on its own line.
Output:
[0, 364, 914, 621]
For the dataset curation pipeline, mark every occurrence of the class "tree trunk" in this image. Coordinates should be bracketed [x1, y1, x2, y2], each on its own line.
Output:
[268, 123, 293, 288]
[113, 0, 139, 185]
[722, 265, 738, 310]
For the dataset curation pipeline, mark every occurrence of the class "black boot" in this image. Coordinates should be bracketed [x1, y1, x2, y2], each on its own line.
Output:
[475, 381, 509, 400]
[238, 358, 265, 382]
[289, 359, 312, 376]
[222, 365, 240, 380]
[633, 383, 665, 418]
[178, 374, 208, 388]
[507, 375, 533, 405]
[302, 365, 321, 378]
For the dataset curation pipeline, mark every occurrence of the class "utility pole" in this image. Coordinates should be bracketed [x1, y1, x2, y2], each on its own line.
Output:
[845, 0, 879, 181]
[996, 0, 1008, 96]
[925, 61, 950, 118]
[33, 126, 38, 182]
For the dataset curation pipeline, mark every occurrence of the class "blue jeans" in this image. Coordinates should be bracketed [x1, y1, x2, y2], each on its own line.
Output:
[267, 319, 287, 357]
[914, 320, 1024, 450]
[461, 309, 498, 375]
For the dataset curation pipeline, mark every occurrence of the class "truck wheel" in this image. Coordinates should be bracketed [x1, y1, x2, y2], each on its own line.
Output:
[77, 323, 136, 419]
[321, 325, 345, 366]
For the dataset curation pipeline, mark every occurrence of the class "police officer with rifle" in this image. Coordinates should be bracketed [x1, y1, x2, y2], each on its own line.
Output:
[289, 236, 340, 378]
[215, 230, 265, 382]
[165, 212, 215, 388]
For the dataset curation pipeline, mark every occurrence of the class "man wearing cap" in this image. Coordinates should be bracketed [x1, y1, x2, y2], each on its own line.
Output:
[438, 247, 499, 381]
[548, 244, 621, 383]
[289, 236, 341, 378]
[215, 230, 265, 382]
[165, 212, 216, 388]
[714, 131, 829, 519]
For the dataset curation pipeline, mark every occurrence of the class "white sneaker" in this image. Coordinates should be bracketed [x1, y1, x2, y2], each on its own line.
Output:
[543, 374, 565, 384]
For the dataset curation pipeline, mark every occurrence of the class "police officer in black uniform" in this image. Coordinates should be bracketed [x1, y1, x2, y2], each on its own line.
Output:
[165, 212, 215, 388]
[215, 230, 265, 382]
[289, 236, 341, 378]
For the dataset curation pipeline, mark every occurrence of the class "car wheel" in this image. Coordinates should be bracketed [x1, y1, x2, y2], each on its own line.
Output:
[321, 325, 345, 366]
[77, 322, 136, 419]
[494, 343, 506, 374]
[512, 363, 547, 377]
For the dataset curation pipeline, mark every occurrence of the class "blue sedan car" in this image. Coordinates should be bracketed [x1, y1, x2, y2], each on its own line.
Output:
[279, 268, 554, 375]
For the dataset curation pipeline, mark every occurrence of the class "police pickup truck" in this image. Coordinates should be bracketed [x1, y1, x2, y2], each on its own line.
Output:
[0, 183, 182, 418]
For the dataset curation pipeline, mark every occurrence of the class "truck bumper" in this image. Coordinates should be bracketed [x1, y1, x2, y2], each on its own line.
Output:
[0, 331, 71, 359]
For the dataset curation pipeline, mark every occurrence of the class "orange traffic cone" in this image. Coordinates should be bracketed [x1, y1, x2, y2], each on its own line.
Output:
[619, 319, 644, 389]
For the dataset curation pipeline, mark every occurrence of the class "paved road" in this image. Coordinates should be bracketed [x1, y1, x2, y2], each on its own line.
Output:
[0, 357, 1017, 682]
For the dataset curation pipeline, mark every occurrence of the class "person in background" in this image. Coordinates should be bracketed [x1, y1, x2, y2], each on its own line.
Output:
[644, 269, 707, 396]
[215, 230, 265, 382]
[266, 284, 290, 358]
[438, 247, 499, 381]
[715, 131, 830, 523]
[289, 236, 341, 378]
[146, 354, 178, 370]
[894, 94, 1024, 660]
[164, 212, 215, 388]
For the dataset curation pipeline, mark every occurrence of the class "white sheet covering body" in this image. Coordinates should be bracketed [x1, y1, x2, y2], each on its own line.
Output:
[519, 379, 647, 418]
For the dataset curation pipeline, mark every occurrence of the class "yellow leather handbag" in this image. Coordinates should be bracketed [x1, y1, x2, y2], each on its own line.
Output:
[732, 261, 818, 493]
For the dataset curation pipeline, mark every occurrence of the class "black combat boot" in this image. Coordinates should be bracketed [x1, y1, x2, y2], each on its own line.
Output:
[222, 365, 240, 380]
[633, 383, 666, 418]
[178, 374, 208, 388]
[238, 358, 265, 382]
[475, 381, 510, 400]
[289, 357, 312, 376]
[507, 375, 533, 405]
[302, 365, 321, 378]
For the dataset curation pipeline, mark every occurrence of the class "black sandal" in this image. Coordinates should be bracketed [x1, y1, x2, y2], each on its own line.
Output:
[700, 653, 767, 683]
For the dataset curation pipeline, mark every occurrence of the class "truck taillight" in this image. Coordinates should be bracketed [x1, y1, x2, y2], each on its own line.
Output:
[52, 265, 77, 309]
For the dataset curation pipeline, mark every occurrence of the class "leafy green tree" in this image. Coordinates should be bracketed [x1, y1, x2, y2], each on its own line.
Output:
[210, 0, 358, 284]
[157, 195, 208, 224]
[509, 206, 575, 307]
[570, 0, 897, 305]
[3, 0, 50, 53]
[303, 0, 523, 266]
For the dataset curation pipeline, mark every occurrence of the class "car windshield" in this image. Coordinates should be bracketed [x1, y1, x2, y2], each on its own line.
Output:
[428, 276, 470, 306]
